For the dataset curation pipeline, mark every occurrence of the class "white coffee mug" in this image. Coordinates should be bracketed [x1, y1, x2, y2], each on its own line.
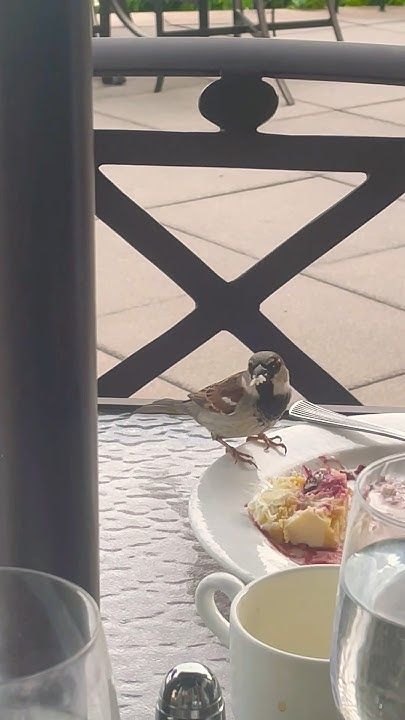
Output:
[196, 564, 339, 720]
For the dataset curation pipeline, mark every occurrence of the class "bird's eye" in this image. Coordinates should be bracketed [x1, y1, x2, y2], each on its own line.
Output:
[267, 358, 279, 371]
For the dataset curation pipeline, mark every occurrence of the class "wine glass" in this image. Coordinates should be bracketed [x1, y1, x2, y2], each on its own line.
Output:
[330, 452, 405, 720]
[0, 567, 119, 719]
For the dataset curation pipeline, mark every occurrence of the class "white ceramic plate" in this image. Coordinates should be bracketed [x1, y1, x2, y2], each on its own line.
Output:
[189, 414, 405, 582]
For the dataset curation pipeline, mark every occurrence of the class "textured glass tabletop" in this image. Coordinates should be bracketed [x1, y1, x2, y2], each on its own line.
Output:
[98, 406, 400, 717]
[99, 410, 231, 719]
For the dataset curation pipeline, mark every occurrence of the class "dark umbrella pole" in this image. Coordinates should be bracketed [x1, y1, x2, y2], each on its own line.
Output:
[0, 1, 99, 601]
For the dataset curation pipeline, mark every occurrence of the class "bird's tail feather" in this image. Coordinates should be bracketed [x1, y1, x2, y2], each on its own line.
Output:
[135, 398, 192, 416]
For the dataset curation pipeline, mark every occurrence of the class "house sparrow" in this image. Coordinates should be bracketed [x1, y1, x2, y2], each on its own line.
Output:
[136, 351, 291, 467]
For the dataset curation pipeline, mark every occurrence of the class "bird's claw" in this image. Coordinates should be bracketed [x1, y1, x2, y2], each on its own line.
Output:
[268, 435, 288, 455]
[247, 433, 287, 456]
[213, 435, 258, 468]
[226, 446, 258, 468]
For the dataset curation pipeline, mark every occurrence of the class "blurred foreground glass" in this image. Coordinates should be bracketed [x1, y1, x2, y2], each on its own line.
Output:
[331, 453, 405, 720]
[0, 567, 118, 719]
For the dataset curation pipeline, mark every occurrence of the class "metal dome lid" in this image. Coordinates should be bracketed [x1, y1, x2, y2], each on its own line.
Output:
[156, 662, 226, 720]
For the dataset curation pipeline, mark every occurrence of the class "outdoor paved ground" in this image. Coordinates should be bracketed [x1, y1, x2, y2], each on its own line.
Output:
[93, 6, 405, 405]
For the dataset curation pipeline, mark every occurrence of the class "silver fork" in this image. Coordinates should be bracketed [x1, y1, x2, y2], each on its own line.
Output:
[288, 400, 405, 443]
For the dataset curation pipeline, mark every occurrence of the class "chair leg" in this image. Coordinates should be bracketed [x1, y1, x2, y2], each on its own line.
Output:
[99, 0, 111, 36]
[198, 0, 210, 35]
[275, 78, 294, 107]
[154, 0, 166, 92]
[255, 0, 294, 106]
[232, 0, 242, 36]
[326, 0, 344, 41]
[271, 4, 276, 36]
[100, 0, 126, 85]
[155, 76, 165, 93]
[90, 0, 98, 34]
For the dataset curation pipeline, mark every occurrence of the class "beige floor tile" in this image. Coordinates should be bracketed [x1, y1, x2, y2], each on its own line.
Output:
[104, 19, 185, 36]
[150, 9, 232, 25]
[97, 295, 194, 358]
[97, 301, 251, 395]
[154, 174, 404, 266]
[282, 23, 405, 44]
[353, 375, 405, 406]
[317, 198, 405, 263]
[110, 10, 154, 26]
[348, 98, 405, 124]
[97, 349, 119, 375]
[319, 172, 405, 206]
[94, 112, 151, 130]
[174, 228, 251, 280]
[318, 171, 366, 187]
[340, 6, 405, 23]
[261, 99, 328, 124]
[94, 82, 214, 132]
[270, 108, 405, 135]
[307, 245, 405, 308]
[93, 76, 205, 102]
[372, 20, 405, 33]
[153, 174, 405, 265]
[284, 79, 405, 110]
[161, 332, 253, 391]
[95, 220, 183, 316]
[97, 349, 187, 399]
[101, 165, 311, 210]
[261, 274, 405, 388]
[131, 376, 187, 400]
[152, 176, 348, 261]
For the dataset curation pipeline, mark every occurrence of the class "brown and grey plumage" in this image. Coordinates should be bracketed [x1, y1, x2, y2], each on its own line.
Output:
[136, 351, 291, 466]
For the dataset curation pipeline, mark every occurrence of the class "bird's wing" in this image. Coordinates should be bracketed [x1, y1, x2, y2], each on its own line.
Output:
[189, 371, 247, 415]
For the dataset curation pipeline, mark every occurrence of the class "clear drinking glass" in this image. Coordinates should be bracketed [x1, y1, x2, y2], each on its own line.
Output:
[330, 452, 405, 720]
[0, 567, 118, 719]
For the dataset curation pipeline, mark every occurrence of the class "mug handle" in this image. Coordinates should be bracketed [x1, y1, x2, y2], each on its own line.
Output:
[195, 572, 245, 647]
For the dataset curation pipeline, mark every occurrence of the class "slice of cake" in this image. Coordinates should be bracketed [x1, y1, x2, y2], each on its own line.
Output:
[248, 463, 352, 551]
